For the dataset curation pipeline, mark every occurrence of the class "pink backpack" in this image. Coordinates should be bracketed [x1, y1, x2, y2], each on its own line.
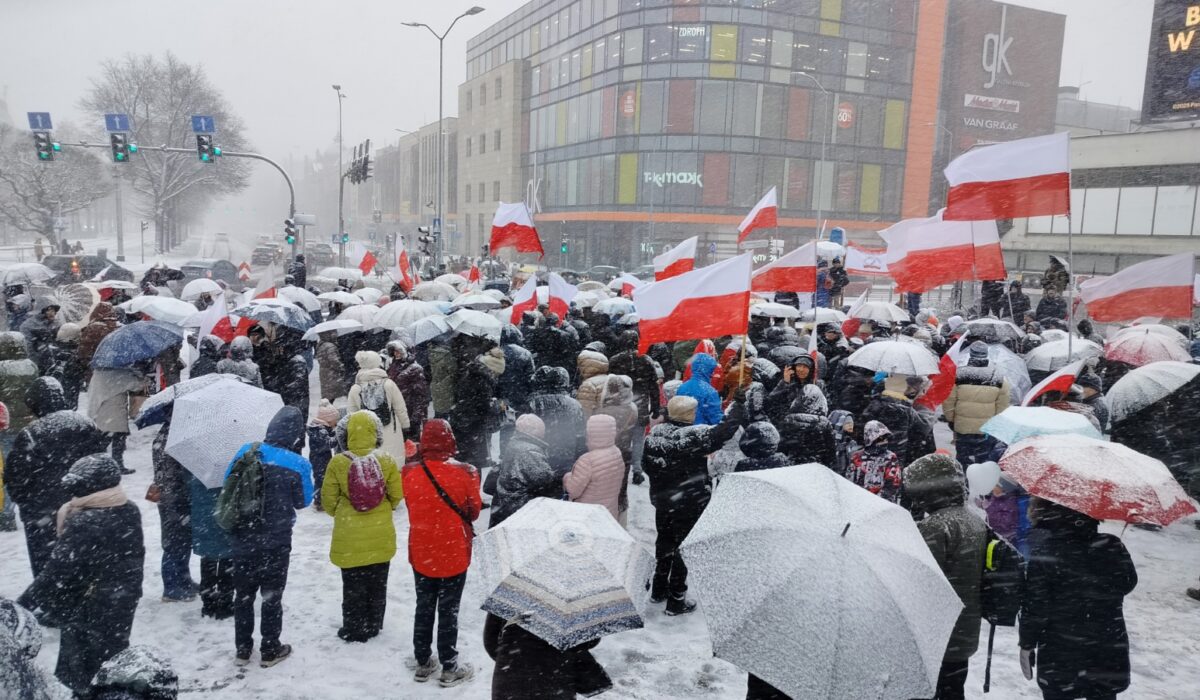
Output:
[345, 453, 386, 512]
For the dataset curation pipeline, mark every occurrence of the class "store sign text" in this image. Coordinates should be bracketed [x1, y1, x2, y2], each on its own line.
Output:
[678, 26, 706, 38]
[643, 171, 703, 187]
[962, 116, 1020, 131]
[963, 93, 1020, 113]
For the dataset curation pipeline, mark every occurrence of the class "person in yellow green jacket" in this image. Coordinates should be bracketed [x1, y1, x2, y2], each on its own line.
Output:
[322, 410, 404, 643]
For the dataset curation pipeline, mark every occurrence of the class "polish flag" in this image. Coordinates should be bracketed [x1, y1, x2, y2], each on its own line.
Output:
[357, 249, 379, 276]
[394, 251, 414, 292]
[612, 273, 644, 298]
[509, 274, 539, 324]
[840, 289, 869, 338]
[633, 254, 753, 354]
[915, 335, 969, 410]
[751, 242, 817, 293]
[1193, 274, 1200, 306]
[880, 211, 1006, 293]
[737, 187, 778, 243]
[490, 202, 545, 258]
[843, 242, 889, 276]
[548, 272, 578, 322]
[253, 262, 279, 300]
[654, 236, 698, 281]
[943, 132, 1071, 221]
[468, 265, 481, 283]
[1079, 253, 1196, 322]
[1023, 360, 1086, 407]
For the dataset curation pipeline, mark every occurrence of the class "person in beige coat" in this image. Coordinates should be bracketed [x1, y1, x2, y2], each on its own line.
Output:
[576, 350, 610, 418]
[563, 414, 625, 522]
[348, 351, 410, 463]
[943, 341, 1011, 467]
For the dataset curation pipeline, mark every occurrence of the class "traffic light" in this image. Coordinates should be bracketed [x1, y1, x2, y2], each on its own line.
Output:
[341, 232, 350, 244]
[196, 135, 213, 162]
[560, 237, 568, 254]
[140, 221, 148, 233]
[110, 133, 130, 162]
[33, 132, 57, 161]
[417, 225, 435, 255]
[284, 218, 297, 245]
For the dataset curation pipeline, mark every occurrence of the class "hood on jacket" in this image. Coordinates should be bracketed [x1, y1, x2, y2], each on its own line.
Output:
[830, 409, 855, 434]
[356, 350, 383, 371]
[229, 335, 253, 361]
[663, 379, 683, 403]
[583, 340, 606, 355]
[336, 410, 382, 452]
[421, 418, 458, 461]
[63, 454, 122, 498]
[586, 414, 618, 450]
[89, 301, 117, 323]
[532, 365, 571, 396]
[0, 598, 41, 662]
[25, 376, 67, 417]
[789, 384, 828, 417]
[903, 453, 964, 512]
[199, 335, 224, 360]
[32, 297, 60, 316]
[863, 420, 892, 446]
[1030, 496, 1098, 534]
[779, 327, 801, 346]
[602, 374, 634, 407]
[616, 329, 639, 354]
[345, 410, 382, 456]
[689, 353, 717, 382]
[515, 413, 546, 440]
[577, 350, 609, 380]
[501, 324, 524, 346]
[667, 395, 698, 424]
[0, 331, 29, 361]
[695, 339, 717, 357]
[265, 406, 306, 454]
[739, 421, 780, 458]
[479, 347, 506, 376]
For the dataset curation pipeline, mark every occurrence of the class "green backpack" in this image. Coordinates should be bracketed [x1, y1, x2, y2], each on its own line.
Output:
[214, 443, 265, 531]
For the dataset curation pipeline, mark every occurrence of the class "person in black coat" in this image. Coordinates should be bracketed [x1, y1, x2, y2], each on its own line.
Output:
[18, 454, 144, 696]
[259, 328, 310, 416]
[1019, 498, 1137, 700]
[483, 612, 611, 700]
[191, 335, 224, 378]
[152, 414, 197, 602]
[861, 375, 934, 466]
[1035, 288, 1068, 324]
[449, 347, 500, 469]
[497, 325, 535, 415]
[777, 386, 837, 467]
[609, 330, 661, 420]
[5, 376, 108, 578]
[647, 342, 677, 382]
[287, 255, 307, 290]
[528, 366, 586, 474]
[1006, 281, 1032, 321]
[733, 421, 791, 473]
[527, 315, 574, 376]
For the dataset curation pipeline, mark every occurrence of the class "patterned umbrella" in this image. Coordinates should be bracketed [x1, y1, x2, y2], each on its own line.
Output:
[91, 320, 185, 369]
[166, 381, 283, 488]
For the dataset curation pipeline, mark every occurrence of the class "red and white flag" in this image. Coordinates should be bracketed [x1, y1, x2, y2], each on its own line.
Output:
[612, 273, 645, 298]
[548, 272, 578, 322]
[1023, 360, 1087, 407]
[737, 187, 778, 243]
[654, 236, 697, 281]
[840, 289, 869, 338]
[915, 334, 969, 410]
[467, 265, 481, 283]
[751, 241, 817, 293]
[490, 202, 545, 258]
[509, 274, 539, 324]
[253, 262, 279, 300]
[1079, 253, 1196, 322]
[880, 211, 1005, 293]
[633, 254, 753, 354]
[843, 243, 889, 276]
[357, 249, 379, 276]
[392, 250, 414, 292]
[1193, 273, 1200, 306]
[943, 132, 1070, 221]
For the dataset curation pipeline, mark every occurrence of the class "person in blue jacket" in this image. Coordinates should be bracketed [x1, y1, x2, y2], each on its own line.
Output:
[675, 352, 723, 425]
[224, 406, 313, 668]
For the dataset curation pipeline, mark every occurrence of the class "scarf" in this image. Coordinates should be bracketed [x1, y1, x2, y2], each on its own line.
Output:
[56, 485, 128, 535]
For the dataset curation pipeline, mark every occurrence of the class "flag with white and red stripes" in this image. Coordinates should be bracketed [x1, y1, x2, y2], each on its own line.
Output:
[880, 211, 1006, 293]
[1079, 253, 1195, 322]
[510, 274, 539, 324]
[751, 241, 817, 293]
[943, 132, 1070, 221]
[654, 236, 697, 281]
[915, 335, 969, 410]
[548, 272, 578, 322]
[633, 254, 752, 354]
[491, 202, 545, 258]
[1022, 360, 1087, 407]
[737, 188, 777, 243]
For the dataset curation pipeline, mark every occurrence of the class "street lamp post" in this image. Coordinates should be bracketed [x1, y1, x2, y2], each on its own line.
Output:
[333, 84, 347, 266]
[794, 72, 830, 239]
[403, 6, 485, 269]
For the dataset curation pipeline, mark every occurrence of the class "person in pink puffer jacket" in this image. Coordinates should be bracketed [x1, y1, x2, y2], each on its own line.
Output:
[563, 414, 625, 522]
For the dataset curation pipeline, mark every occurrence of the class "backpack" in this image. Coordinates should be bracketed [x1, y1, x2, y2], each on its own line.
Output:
[980, 530, 1025, 626]
[345, 452, 387, 512]
[359, 379, 392, 427]
[214, 443, 265, 531]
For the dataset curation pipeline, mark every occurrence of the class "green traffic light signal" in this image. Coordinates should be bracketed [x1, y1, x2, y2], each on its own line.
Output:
[213, 146, 222, 157]
[128, 144, 138, 153]
[52, 143, 61, 152]
[561, 244, 568, 254]
[341, 233, 350, 244]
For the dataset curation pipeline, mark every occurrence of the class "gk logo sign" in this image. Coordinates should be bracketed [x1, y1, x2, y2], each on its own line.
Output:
[982, 5, 1013, 89]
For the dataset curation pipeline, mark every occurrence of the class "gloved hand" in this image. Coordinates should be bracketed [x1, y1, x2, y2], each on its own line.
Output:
[1019, 648, 1035, 681]
[631, 472, 645, 486]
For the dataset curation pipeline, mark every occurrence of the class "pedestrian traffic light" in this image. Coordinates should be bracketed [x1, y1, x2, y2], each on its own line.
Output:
[196, 135, 213, 162]
[284, 218, 298, 245]
[561, 239, 568, 254]
[110, 133, 130, 162]
[341, 232, 350, 244]
[417, 225, 435, 255]
[33, 132, 56, 161]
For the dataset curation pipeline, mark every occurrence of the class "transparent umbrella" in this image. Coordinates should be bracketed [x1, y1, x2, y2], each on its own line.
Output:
[847, 340, 940, 375]
[1024, 338, 1102, 373]
[47, 283, 99, 324]
[336, 304, 379, 327]
[166, 381, 284, 488]
[355, 287, 384, 304]
[750, 302, 800, 319]
[180, 278, 222, 301]
[317, 291, 363, 306]
[277, 286, 321, 311]
[1105, 328, 1191, 366]
[849, 301, 910, 323]
[411, 281, 459, 302]
[301, 318, 363, 342]
[374, 300, 444, 331]
[1, 263, 54, 286]
[447, 308, 502, 342]
[1106, 361, 1200, 423]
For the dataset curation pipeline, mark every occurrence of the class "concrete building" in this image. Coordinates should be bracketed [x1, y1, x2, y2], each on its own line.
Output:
[369, 118, 458, 247]
[1055, 86, 1140, 136]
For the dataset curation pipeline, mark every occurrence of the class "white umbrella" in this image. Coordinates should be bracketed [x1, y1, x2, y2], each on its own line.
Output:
[91, 280, 138, 291]
[317, 266, 363, 282]
[374, 299, 444, 331]
[354, 287, 384, 304]
[981, 406, 1102, 444]
[799, 307, 848, 324]
[849, 301, 910, 323]
[847, 340, 940, 376]
[165, 381, 284, 488]
[955, 343, 1031, 404]
[572, 290, 609, 309]
[120, 296, 196, 325]
[301, 318, 363, 342]
[277, 286, 321, 311]
[681, 465, 962, 700]
[411, 281, 458, 302]
[1, 262, 54, 286]
[135, 374, 242, 428]
[750, 302, 799, 319]
[1106, 360, 1200, 423]
[409, 315, 453, 345]
[180, 278, 222, 301]
[435, 273, 471, 290]
[1040, 329, 1070, 344]
[593, 297, 636, 316]
[1106, 328, 1191, 366]
[1024, 338, 1102, 373]
[451, 293, 502, 310]
[577, 280, 608, 293]
[447, 308, 502, 342]
[47, 283, 99, 324]
[481, 288, 507, 301]
[1113, 323, 1188, 347]
[815, 240, 845, 259]
[617, 313, 640, 326]
[336, 304, 379, 326]
[962, 318, 1025, 342]
[318, 291, 363, 306]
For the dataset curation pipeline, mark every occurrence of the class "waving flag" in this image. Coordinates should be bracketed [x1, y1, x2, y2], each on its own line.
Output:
[393, 250, 414, 292]
[737, 187, 778, 242]
[634, 254, 753, 354]
[612, 273, 645, 298]
[751, 241, 817, 293]
[491, 202, 545, 257]
[1023, 360, 1087, 407]
[1079, 253, 1196, 322]
[943, 132, 1070, 221]
[880, 212, 1005, 293]
[844, 243, 889, 276]
[509, 274, 539, 324]
[654, 236, 698, 281]
[916, 335, 969, 410]
[357, 249, 379, 276]
[548, 272, 578, 322]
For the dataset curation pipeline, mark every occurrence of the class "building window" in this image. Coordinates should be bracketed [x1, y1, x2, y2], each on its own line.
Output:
[494, 129, 502, 151]
[495, 77, 502, 100]
[465, 184, 471, 204]
[465, 136, 472, 157]
[464, 90, 472, 112]
[480, 182, 486, 203]
[480, 84, 487, 106]
[479, 133, 487, 154]
[492, 181, 500, 201]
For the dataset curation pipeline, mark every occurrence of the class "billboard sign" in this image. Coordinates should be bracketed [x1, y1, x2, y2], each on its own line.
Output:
[1142, 1, 1200, 122]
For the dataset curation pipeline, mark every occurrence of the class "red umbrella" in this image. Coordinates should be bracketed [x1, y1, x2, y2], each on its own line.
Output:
[1104, 328, 1190, 367]
[1000, 434, 1196, 526]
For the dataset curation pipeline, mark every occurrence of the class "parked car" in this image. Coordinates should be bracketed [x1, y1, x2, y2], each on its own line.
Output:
[632, 264, 656, 281]
[251, 244, 284, 266]
[585, 265, 621, 282]
[41, 254, 134, 286]
[181, 259, 245, 292]
[557, 269, 582, 285]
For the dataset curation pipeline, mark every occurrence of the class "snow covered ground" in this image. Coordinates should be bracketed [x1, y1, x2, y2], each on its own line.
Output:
[3, 414, 1199, 698]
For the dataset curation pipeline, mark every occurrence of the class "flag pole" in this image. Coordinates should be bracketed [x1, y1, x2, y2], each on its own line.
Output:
[1066, 213, 1074, 358]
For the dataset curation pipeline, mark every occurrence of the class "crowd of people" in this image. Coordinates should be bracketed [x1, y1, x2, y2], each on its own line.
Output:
[0, 251, 1195, 700]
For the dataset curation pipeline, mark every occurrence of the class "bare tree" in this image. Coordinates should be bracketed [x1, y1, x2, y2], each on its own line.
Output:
[0, 123, 113, 246]
[80, 52, 252, 251]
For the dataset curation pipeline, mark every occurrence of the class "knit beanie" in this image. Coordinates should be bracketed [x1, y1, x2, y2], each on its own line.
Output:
[515, 413, 546, 440]
[968, 341, 990, 364]
[667, 395, 698, 424]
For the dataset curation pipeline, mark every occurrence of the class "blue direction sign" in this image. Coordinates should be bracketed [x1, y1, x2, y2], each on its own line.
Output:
[191, 115, 216, 134]
[26, 112, 52, 130]
[331, 233, 339, 244]
[104, 113, 132, 132]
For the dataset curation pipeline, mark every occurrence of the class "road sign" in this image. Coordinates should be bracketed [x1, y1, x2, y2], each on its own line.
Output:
[368, 231, 376, 241]
[432, 217, 441, 232]
[191, 115, 216, 134]
[739, 239, 769, 249]
[707, 242, 718, 254]
[331, 233, 340, 244]
[26, 112, 52, 130]
[104, 114, 132, 132]
[294, 213, 317, 226]
[237, 261, 251, 282]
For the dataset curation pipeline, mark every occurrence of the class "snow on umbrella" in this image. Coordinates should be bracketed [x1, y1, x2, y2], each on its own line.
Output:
[1024, 338, 1103, 373]
[167, 381, 283, 488]
[955, 343, 1031, 404]
[92, 280, 138, 291]
[232, 301, 315, 331]
[799, 307, 848, 324]
[576, 280, 608, 293]
[317, 290, 363, 306]
[617, 313, 640, 326]
[1113, 323, 1188, 347]
[1040, 329, 1070, 344]
[121, 296, 196, 325]
[572, 290, 609, 309]
[317, 266, 363, 282]
[1000, 434, 1197, 526]
[847, 340, 940, 376]
[474, 498, 654, 650]
[982, 406, 1102, 445]
[180, 278, 222, 301]
[335, 303, 378, 327]
[447, 308, 502, 342]
[435, 273, 470, 290]
[1106, 360, 1200, 423]
[411, 281, 458, 302]
[680, 465, 962, 700]
[451, 293, 502, 310]
[750, 302, 800, 319]
[91, 320, 185, 369]
[276, 286, 322, 311]
[374, 299, 444, 331]
[1105, 328, 1191, 366]
[135, 374, 242, 429]
[962, 318, 1025, 342]
[481, 288, 507, 301]
[301, 318, 363, 342]
[816, 240, 845, 259]
[593, 297, 636, 316]
[408, 315, 453, 345]
[47, 283, 99, 324]
[1, 262, 54, 286]
[849, 300, 910, 323]
[355, 286, 384, 304]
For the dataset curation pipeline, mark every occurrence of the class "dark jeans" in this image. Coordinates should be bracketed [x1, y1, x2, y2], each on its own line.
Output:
[19, 507, 56, 578]
[1042, 692, 1117, 700]
[955, 433, 998, 468]
[200, 557, 235, 617]
[108, 432, 128, 468]
[233, 550, 290, 655]
[413, 571, 467, 669]
[341, 562, 390, 639]
[159, 502, 195, 598]
[56, 597, 137, 695]
[652, 505, 700, 602]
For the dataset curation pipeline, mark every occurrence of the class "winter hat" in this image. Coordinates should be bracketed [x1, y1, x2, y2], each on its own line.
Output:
[355, 350, 383, 370]
[479, 347, 506, 376]
[912, 328, 932, 348]
[968, 341, 990, 364]
[947, 315, 965, 332]
[0, 598, 41, 662]
[667, 395, 698, 424]
[62, 454, 122, 498]
[863, 420, 892, 445]
[903, 453, 965, 510]
[739, 421, 781, 457]
[314, 399, 340, 428]
[386, 339, 409, 361]
[883, 374, 909, 395]
[56, 322, 81, 343]
[90, 646, 179, 700]
[663, 379, 683, 403]
[515, 413, 546, 440]
[577, 349, 610, 380]
[1076, 371, 1103, 393]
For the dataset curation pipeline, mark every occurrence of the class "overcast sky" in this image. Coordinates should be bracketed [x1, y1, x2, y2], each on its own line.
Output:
[0, 0, 1156, 227]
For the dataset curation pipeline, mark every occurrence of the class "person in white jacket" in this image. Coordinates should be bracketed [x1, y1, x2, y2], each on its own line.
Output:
[347, 351, 410, 463]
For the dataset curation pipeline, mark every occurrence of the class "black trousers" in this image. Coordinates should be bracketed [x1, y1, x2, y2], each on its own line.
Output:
[930, 658, 969, 700]
[652, 505, 700, 601]
[341, 562, 390, 639]
[233, 550, 290, 655]
[56, 597, 137, 695]
[108, 432, 127, 467]
[1042, 692, 1117, 700]
[200, 557, 235, 617]
[19, 507, 56, 578]
[413, 571, 467, 669]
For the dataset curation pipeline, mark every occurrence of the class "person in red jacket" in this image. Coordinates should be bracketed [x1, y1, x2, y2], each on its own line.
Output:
[402, 419, 482, 688]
